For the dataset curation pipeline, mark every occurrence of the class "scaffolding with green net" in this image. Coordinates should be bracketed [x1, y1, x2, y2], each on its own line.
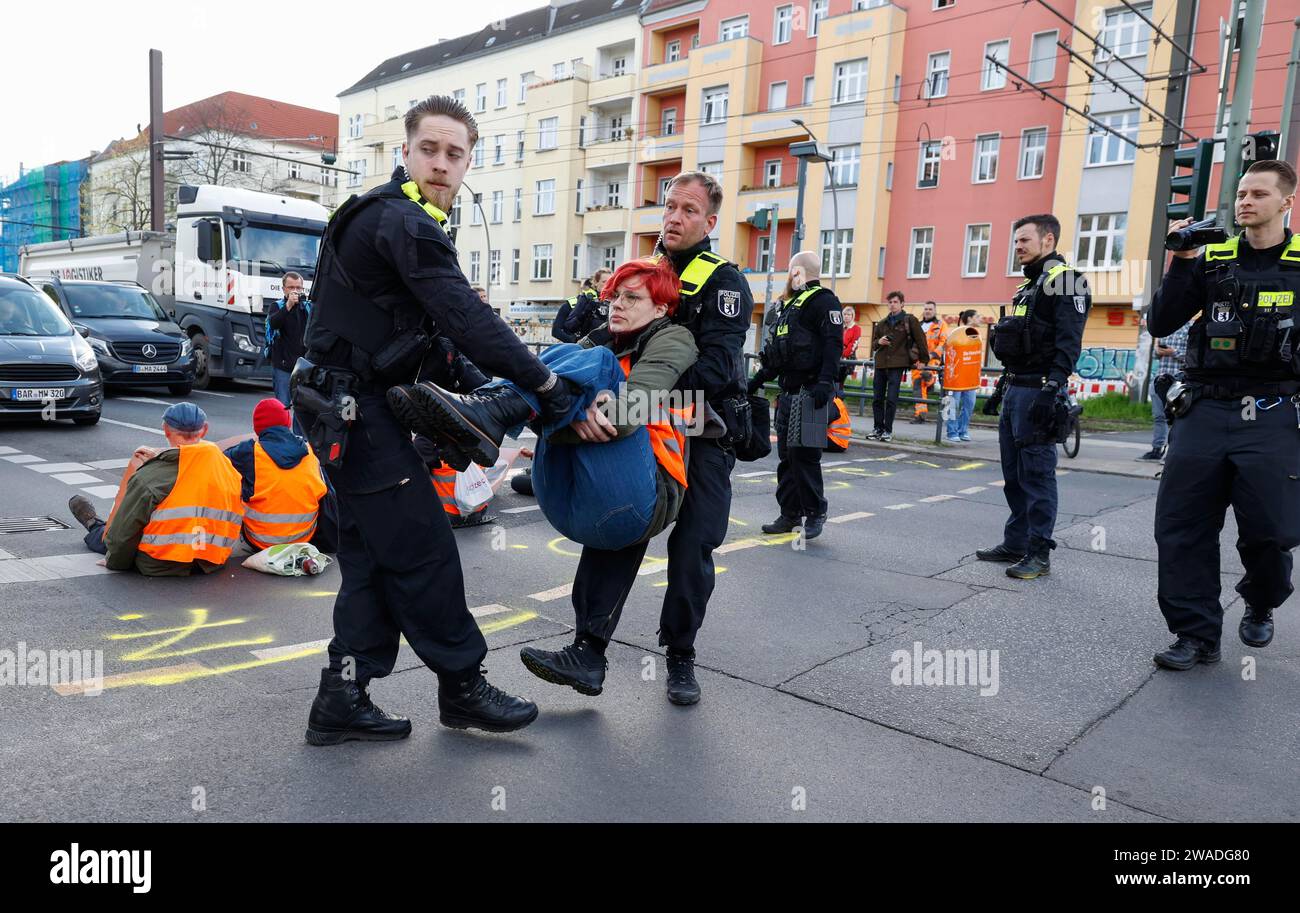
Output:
[0, 159, 89, 273]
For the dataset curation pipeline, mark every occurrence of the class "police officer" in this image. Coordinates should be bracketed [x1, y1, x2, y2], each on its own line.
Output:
[510, 170, 753, 707]
[1149, 159, 1300, 671]
[748, 250, 843, 540]
[298, 95, 575, 743]
[977, 213, 1089, 580]
[552, 269, 612, 343]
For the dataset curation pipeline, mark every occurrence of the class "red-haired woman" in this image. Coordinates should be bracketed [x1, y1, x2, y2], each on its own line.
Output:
[404, 257, 700, 551]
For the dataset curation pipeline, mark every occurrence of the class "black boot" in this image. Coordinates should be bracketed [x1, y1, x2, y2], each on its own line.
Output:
[519, 638, 608, 695]
[68, 495, 100, 531]
[665, 649, 701, 706]
[976, 542, 1022, 563]
[1239, 605, 1275, 648]
[437, 667, 538, 732]
[510, 467, 535, 496]
[762, 515, 801, 534]
[802, 514, 827, 540]
[1154, 635, 1221, 670]
[389, 382, 533, 468]
[1006, 544, 1051, 579]
[305, 668, 412, 746]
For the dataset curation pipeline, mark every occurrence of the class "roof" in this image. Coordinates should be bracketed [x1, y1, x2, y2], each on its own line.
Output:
[340, 0, 643, 96]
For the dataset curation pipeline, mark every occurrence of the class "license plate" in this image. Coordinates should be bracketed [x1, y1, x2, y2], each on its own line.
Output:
[133, 364, 168, 373]
[11, 388, 65, 401]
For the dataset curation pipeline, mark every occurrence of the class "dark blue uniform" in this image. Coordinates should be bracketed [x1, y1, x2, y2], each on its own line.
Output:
[552, 289, 609, 343]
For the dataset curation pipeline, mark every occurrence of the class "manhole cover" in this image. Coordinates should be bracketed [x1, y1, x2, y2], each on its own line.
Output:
[0, 517, 71, 534]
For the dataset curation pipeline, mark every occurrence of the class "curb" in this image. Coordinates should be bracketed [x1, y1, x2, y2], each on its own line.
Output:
[844, 434, 1162, 481]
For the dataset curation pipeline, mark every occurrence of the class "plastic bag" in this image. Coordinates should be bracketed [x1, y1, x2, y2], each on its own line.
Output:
[454, 462, 493, 514]
[242, 542, 333, 577]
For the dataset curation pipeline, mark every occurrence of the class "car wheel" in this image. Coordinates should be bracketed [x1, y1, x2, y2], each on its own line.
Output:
[168, 383, 193, 397]
[192, 334, 211, 389]
[73, 413, 101, 426]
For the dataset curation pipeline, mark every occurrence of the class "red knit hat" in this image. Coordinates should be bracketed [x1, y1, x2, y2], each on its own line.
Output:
[253, 398, 292, 435]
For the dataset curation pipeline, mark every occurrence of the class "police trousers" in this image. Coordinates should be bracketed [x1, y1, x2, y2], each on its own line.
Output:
[1155, 395, 1300, 646]
[775, 391, 827, 519]
[569, 437, 735, 651]
[997, 384, 1059, 551]
[324, 394, 486, 684]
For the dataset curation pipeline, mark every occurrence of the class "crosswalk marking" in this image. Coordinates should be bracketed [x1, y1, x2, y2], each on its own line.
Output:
[82, 485, 122, 500]
[829, 511, 875, 523]
[117, 397, 172, 406]
[0, 552, 113, 585]
[192, 389, 235, 398]
[958, 486, 987, 494]
[528, 583, 573, 602]
[0, 446, 20, 455]
[100, 418, 166, 436]
[884, 503, 914, 510]
[736, 469, 775, 477]
[85, 459, 131, 471]
[500, 505, 542, 514]
[27, 463, 91, 473]
[52, 473, 101, 486]
[920, 494, 957, 503]
[2, 455, 45, 464]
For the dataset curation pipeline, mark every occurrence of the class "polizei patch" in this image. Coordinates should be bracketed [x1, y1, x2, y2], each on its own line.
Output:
[829, 309, 843, 325]
[1073, 295, 1087, 314]
[717, 289, 741, 318]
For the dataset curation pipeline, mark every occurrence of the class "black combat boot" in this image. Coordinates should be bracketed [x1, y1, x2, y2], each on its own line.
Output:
[1154, 635, 1221, 670]
[519, 637, 608, 696]
[1239, 605, 1275, 648]
[665, 649, 701, 706]
[437, 666, 538, 732]
[762, 515, 801, 534]
[802, 514, 827, 540]
[68, 495, 100, 531]
[975, 542, 1023, 563]
[388, 382, 534, 467]
[510, 467, 535, 496]
[305, 668, 412, 746]
[1006, 543, 1051, 579]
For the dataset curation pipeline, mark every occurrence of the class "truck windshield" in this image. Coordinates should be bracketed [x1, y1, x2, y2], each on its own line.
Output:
[228, 223, 321, 273]
[63, 284, 168, 321]
[0, 286, 74, 336]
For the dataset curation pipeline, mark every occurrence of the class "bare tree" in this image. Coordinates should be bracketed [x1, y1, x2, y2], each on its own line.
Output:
[172, 97, 292, 196]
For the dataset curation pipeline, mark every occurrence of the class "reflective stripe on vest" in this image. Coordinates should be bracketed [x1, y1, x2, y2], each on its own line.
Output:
[138, 441, 244, 565]
[430, 463, 480, 517]
[243, 442, 327, 551]
[675, 250, 727, 298]
[1206, 233, 1300, 264]
[619, 354, 689, 488]
[827, 397, 851, 449]
[399, 180, 449, 228]
[1013, 262, 1073, 316]
[773, 286, 821, 339]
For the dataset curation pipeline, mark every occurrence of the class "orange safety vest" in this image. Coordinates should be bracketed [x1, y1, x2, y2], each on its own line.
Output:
[138, 441, 244, 565]
[430, 462, 487, 517]
[922, 319, 945, 361]
[826, 397, 851, 452]
[243, 442, 327, 550]
[619, 354, 690, 488]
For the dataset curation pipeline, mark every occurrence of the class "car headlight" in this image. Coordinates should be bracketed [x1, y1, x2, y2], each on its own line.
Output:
[232, 332, 259, 353]
[75, 347, 99, 373]
[180, 338, 193, 358]
[89, 336, 111, 357]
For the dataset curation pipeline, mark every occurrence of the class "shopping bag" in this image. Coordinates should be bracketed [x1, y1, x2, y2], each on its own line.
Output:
[454, 462, 493, 513]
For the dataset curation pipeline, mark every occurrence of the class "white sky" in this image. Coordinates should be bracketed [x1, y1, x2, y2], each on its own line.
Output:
[0, 0, 544, 185]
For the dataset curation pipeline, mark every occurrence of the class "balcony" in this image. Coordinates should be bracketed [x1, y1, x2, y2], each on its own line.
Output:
[640, 58, 691, 93]
[633, 204, 665, 235]
[583, 130, 634, 168]
[638, 133, 684, 163]
[734, 185, 801, 223]
[741, 106, 815, 146]
[582, 205, 629, 236]
[588, 73, 637, 106]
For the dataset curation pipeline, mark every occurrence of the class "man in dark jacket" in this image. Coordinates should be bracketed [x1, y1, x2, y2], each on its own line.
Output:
[869, 291, 929, 441]
[552, 268, 612, 343]
[265, 272, 310, 409]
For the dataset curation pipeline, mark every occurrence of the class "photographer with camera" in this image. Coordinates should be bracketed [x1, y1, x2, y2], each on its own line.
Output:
[265, 272, 310, 410]
[1149, 159, 1300, 671]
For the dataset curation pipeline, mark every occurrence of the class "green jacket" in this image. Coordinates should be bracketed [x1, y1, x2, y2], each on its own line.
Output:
[104, 447, 224, 576]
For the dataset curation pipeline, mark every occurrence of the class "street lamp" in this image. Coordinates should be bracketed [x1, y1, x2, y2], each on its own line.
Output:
[791, 118, 838, 290]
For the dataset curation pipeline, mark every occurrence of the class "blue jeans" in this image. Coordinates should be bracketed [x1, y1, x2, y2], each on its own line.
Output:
[997, 384, 1058, 551]
[1150, 376, 1168, 450]
[497, 344, 660, 550]
[273, 367, 305, 436]
[946, 389, 977, 438]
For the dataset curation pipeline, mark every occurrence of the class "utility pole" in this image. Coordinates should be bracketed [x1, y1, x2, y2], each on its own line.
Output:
[1217, 0, 1266, 227]
[148, 49, 164, 232]
[761, 202, 779, 352]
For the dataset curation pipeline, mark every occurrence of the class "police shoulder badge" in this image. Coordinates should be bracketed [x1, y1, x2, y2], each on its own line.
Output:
[1072, 295, 1087, 314]
[829, 309, 843, 325]
[1213, 303, 1232, 322]
[717, 289, 741, 318]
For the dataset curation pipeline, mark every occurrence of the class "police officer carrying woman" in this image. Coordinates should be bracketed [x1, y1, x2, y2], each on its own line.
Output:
[296, 96, 575, 743]
[1149, 159, 1300, 671]
[748, 250, 844, 540]
[977, 214, 1089, 580]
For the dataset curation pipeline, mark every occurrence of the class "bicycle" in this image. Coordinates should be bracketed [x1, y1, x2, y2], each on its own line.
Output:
[1060, 399, 1083, 459]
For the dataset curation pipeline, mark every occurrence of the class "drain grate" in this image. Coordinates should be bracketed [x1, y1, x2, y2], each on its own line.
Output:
[0, 517, 72, 535]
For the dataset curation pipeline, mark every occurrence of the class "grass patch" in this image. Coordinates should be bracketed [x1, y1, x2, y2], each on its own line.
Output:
[1080, 392, 1153, 424]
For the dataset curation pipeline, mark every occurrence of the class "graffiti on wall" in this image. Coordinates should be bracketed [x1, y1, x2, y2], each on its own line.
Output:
[1076, 347, 1137, 381]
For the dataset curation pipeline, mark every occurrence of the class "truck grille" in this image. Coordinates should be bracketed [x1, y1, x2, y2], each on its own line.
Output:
[0, 364, 80, 382]
[113, 341, 181, 364]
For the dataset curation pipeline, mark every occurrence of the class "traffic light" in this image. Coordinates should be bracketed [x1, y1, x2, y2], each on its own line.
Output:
[1240, 131, 1280, 174]
[1167, 139, 1215, 221]
[746, 207, 771, 231]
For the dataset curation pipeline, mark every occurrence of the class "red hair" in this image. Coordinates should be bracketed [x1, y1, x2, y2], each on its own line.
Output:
[601, 257, 681, 317]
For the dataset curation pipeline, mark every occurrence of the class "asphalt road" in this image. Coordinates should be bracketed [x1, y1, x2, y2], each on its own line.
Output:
[0, 382, 1295, 822]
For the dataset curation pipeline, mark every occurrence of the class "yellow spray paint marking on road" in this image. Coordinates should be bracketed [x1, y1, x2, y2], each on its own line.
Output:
[906, 459, 942, 469]
[949, 462, 986, 471]
[303, 591, 338, 597]
[116, 613, 143, 621]
[510, 544, 529, 550]
[109, 610, 271, 662]
[728, 516, 749, 527]
[827, 467, 893, 478]
[479, 610, 538, 635]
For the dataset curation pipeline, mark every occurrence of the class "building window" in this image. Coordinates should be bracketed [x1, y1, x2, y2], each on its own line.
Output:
[450, 196, 462, 227]
[803, 76, 815, 106]
[514, 188, 522, 221]
[757, 235, 772, 273]
[666, 40, 680, 63]
[491, 190, 503, 223]
[576, 179, 584, 214]
[820, 229, 853, 277]
[1076, 213, 1127, 269]
[519, 72, 533, 103]
[553, 62, 566, 80]
[471, 198, 483, 225]
[934, 0, 955, 8]
[607, 181, 622, 207]
[774, 5, 794, 45]
[603, 246, 618, 270]
[347, 159, 366, 188]
[1007, 222, 1021, 275]
[347, 114, 363, 139]
[453, 88, 466, 105]
[699, 161, 723, 177]
[768, 81, 787, 111]
[532, 244, 553, 280]
[511, 249, 520, 282]
[539, 117, 559, 150]
[982, 40, 1009, 90]
[972, 134, 1000, 183]
[573, 244, 581, 280]
[909, 227, 934, 278]
[658, 177, 672, 204]
[764, 159, 782, 187]
[893, 74, 901, 103]
[692, 34, 700, 49]
[232, 151, 250, 174]
[390, 146, 401, 172]
[516, 130, 525, 162]
[917, 141, 942, 188]
[809, 0, 828, 37]
[925, 52, 950, 99]
[613, 56, 626, 76]
[1098, 6, 1151, 60]
[720, 15, 749, 41]
[489, 249, 501, 285]
[493, 135, 504, 165]
[661, 107, 677, 135]
[702, 87, 729, 124]
[535, 179, 556, 215]
[496, 78, 508, 108]
[473, 144, 483, 168]
[964, 224, 991, 277]
[289, 159, 303, 180]
[475, 83, 487, 112]
[827, 145, 860, 187]
[470, 251, 481, 284]
[1019, 127, 1048, 179]
[885, 160, 894, 190]
[877, 246, 886, 278]
[1086, 111, 1138, 165]
[1029, 30, 1059, 83]
[319, 168, 334, 187]
[833, 59, 869, 105]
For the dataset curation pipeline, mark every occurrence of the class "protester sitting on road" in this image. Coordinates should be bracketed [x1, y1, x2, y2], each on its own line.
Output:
[392, 257, 702, 550]
[224, 398, 337, 552]
[68, 402, 247, 575]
